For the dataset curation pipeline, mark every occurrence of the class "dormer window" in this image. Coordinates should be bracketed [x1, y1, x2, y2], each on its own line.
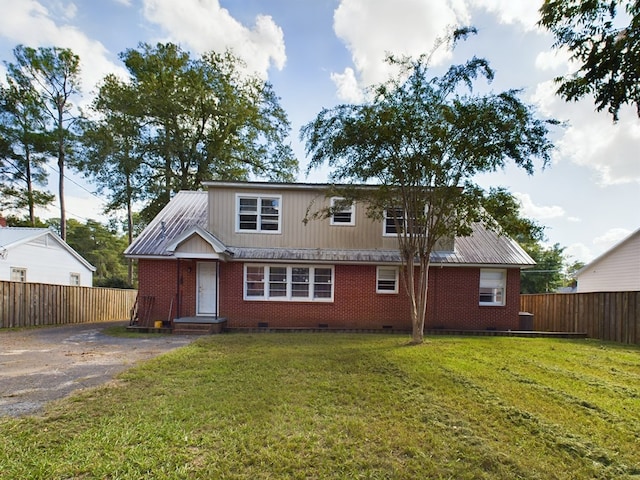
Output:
[236, 194, 281, 233]
[330, 197, 355, 226]
[383, 208, 405, 236]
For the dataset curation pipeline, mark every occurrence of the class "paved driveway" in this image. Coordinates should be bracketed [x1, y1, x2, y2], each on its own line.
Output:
[0, 321, 196, 417]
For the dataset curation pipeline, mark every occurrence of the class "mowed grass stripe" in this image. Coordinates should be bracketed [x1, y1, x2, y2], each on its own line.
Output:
[0, 333, 638, 479]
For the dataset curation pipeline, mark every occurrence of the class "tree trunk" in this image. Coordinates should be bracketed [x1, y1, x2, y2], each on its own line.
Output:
[25, 147, 35, 226]
[403, 254, 430, 344]
[126, 179, 134, 286]
[58, 149, 66, 240]
[57, 108, 66, 240]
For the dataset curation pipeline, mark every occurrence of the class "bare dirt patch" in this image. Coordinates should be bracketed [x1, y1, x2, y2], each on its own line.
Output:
[0, 321, 196, 417]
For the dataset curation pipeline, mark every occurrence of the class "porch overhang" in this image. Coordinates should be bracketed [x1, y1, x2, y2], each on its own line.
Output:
[165, 226, 233, 261]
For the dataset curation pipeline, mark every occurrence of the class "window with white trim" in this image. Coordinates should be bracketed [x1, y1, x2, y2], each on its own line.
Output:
[70, 273, 81, 286]
[384, 205, 429, 236]
[236, 194, 281, 233]
[377, 266, 399, 293]
[479, 269, 506, 306]
[244, 264, 334, 301]
[383, 208, 405, 236]
[330, 197, 355, 226]
[10, 267, 26, 282]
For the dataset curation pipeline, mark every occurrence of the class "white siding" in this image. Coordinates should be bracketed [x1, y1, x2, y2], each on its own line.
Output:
[0, 234, 93, 286]
[576, 231, 640, 292]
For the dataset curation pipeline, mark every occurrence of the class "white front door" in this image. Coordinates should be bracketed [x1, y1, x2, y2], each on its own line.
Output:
[197, 262, 217, 315]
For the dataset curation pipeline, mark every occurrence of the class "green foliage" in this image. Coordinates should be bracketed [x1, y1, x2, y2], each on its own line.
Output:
[0, 214, 49, 228]
[4, 45, 82, 239]
[481, 187, 546, 245]
[480, 188, 567, 293]
[301, 29, 556, 342]
[0, 334, 638, 478]
[83, 42, 298, 223]
[64, 218, 132, 288]
[539, 0, 640, 120]
[521, 242, 566, 293]
[0, 50, 55, 224]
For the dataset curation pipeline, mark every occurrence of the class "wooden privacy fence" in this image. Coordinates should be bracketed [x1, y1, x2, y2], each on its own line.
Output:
[0, 281, 138, 328]
[521, 292, 640, 345]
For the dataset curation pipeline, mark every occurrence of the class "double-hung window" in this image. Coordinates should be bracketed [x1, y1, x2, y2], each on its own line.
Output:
[330, 197, 355, 226]
[383, 208, 405, 235]
[244, 264, 334, 302]
[479, 269, 506, 306]
[384, 205, 429, 236]
[10, 267, 26, 282]
[376, 266, 399, 293]
[237, 194, 281, 233]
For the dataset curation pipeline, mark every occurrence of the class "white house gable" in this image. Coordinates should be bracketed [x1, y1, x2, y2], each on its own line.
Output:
[0, 228, 94, 286]
[576, 229, 640, 292]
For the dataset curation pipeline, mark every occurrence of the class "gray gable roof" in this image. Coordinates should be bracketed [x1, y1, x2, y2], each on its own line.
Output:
[125, 191, 209, 258]
[0, 227, 96, 271]
[125, 189, 534, 267]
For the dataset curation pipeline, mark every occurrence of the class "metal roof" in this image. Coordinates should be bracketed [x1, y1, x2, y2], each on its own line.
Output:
[125, 190, 534, 267]
[228, 223, 534, 266]
[124, 191, 208, 257]
[0, 227, 96, 271]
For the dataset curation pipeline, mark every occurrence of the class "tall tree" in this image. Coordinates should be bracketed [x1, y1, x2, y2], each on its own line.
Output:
[0, 61, 54, 223]
[302, 29, 556, 343]
[5, 45, 82, 239]
[65, 218, 131, 288]
[108, 43, 297, 221]
[539, 0, 640, 121]
[79, 75, 146, 284]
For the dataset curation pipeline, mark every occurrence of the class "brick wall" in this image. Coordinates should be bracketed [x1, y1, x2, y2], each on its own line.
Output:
[139, 259, 522, 330]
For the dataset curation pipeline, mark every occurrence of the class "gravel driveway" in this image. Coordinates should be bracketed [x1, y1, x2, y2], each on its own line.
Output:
[0, 321, 196, 417]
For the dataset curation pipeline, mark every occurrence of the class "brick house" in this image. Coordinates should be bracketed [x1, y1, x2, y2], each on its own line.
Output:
[125, 181, 534, 331]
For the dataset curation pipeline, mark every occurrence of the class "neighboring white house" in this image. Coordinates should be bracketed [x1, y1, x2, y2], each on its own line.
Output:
[0, 226, 95, 287]
[575, 228, 640, 293]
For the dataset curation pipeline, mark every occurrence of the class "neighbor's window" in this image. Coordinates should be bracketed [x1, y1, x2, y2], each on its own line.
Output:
[10, 267, 26, 282]
[70, 273, 81, 286]
[479, 269, 506, 306]
[376, 266, 399, 293]
[330, 197, 355, 226]
[237, 194, 281, 233]
[244, 264, 334, 302]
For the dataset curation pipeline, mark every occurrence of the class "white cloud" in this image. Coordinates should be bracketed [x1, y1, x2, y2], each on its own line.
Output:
[468, 0, 541, 31]
[514, 192, 565, 220]
[330, 68, 365, 103]
[332, 0, 471, 101]
[113, 0, 132, 6]
[532, 80, 640, 185]
[564, 243, 593, 264]
[141, 0, 286, 78]
[534, 48, 571, 72]
[0, 0, 126, 104]
[594, 228, 632, 250]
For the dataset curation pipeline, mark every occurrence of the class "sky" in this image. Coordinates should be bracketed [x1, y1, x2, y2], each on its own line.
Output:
[0, 0, 638, 265]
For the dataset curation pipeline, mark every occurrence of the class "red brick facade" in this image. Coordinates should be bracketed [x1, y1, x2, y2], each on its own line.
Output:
[137, 259, 522, 330]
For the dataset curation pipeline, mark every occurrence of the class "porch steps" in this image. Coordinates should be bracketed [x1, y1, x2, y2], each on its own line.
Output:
[172, 317, 227, 335]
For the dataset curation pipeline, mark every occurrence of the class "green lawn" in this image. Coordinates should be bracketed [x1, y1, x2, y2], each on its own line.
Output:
[1, 334, 639, 479]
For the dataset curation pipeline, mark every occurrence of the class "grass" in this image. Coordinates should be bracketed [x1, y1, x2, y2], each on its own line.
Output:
[0, 334, 638, 479]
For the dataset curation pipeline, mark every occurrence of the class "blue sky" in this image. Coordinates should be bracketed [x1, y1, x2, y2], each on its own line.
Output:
[0, 0, 638, 264]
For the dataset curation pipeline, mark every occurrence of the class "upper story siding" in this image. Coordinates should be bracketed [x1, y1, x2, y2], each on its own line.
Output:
[205, 182, 454, 252]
